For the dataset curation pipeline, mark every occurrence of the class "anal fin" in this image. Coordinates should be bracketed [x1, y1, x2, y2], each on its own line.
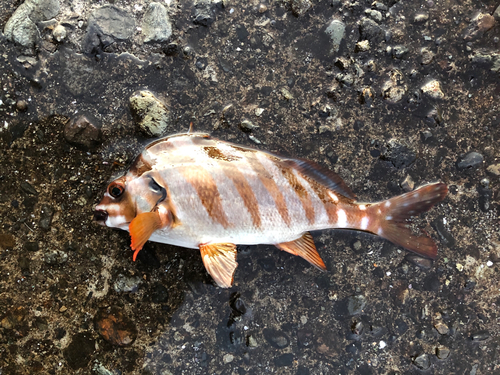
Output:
[199, 243, 238, 288]
[129, 212, 162, 261]
[275, 232, 326, 271]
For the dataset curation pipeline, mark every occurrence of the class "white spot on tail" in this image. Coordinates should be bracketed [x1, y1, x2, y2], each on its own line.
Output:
[385, 215, 393, 220]
[328, 191, 339, 203]
[360, 216, 369, 230]
[359, 204, 366, 211]
[385, 201, 391, 208]
[337, 209, 347, 227]
[414, 192, 419, 198]
[434, 186, 442, 191]
[377, 227, 383, 236]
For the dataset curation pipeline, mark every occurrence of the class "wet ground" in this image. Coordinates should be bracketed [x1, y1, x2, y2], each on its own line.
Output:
[0, 0, 499, 374]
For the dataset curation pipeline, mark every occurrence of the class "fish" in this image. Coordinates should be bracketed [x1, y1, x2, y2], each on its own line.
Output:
[94, 131, 448, 288]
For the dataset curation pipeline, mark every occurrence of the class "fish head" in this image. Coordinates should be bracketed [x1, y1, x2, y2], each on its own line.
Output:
[94, 170, 167, 229]
[94, 175, 136, 229]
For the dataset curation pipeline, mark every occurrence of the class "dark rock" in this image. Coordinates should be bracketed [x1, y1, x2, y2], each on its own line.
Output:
[381, 140, 416, 169]
[83, 5, 135, 54]
[142, 2, 172, 43]
[359, 17, 385, 43]
[436, 346, 450, 359]
[457, 152, 483, 169]
[347, 295, 366, 316]
[263, 328, 289, 349]
[20, 181, 38, 195]
[477, 186, 492, 212]
[431, 216, 455, 247]
[18, 255, 30, 274]
[297, 328, 314, 347]
[163, 42, 179, 56]
[39, 204, 54, 230]
[274, 353, 294, 366]
[413, 353, 430, 369]
[258, 257, 275, 272]
[95, 307, 138, 346]
[422, 273, 440, 292]
[194, 0, 215, 26]
[25, 241, 39, 252]
[196, 57, 208, 70]
[236, 25, 249, 41]
[63, 331, 95, 370]
[64, 115, 102, 151]
[471, 330, 490, 341]
[151, 283, 169, 303]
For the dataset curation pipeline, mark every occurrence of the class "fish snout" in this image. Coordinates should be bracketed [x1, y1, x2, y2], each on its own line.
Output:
[94, 209, 108, 225]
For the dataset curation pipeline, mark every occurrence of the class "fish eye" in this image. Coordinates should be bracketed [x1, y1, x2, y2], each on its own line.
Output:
[109, 183, 124, 198]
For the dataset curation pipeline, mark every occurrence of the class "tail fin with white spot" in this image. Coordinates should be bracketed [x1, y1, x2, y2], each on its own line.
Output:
[376, 183, 448, 259]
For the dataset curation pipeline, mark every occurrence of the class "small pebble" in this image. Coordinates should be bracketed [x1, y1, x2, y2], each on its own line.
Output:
[421, 80, 444, 99]
[486, 164, 500, 176]
[434, 321, 449, 335]
[471, 330, 490, 341]
[258, 4, 268, 13]
[413, 13, 429, 23]
[436, 346, 450, 359]
[457, 152, 483, 169]
[347, 295, 366, 316]
[223, 354, 234, 364]
[16, 100, 28, 111]
[413, 353, 430, 369]
[53, 24, 67, 42]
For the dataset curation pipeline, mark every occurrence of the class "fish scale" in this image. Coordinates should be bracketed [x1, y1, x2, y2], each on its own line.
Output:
[95, 132, 448, 288]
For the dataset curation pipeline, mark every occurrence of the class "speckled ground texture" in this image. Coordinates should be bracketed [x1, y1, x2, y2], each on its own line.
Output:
[0, 0, 499, 374]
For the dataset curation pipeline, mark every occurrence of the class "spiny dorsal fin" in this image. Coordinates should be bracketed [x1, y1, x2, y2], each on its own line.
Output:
[284, 158, 356, 200]
[275, 232, 327, 271]
[199, 243, 238, 288]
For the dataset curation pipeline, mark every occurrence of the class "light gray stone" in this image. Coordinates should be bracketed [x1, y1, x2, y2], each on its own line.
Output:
[142, 2, 172, 43]
[325, 19, 345, 53]
[4, 0, 60, 48]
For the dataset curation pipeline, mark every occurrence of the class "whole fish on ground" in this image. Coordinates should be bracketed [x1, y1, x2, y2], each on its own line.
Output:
[94, 131, 448, 288]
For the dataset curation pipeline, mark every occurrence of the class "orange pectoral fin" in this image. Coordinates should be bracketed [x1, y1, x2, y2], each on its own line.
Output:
[199, 243, 238, 288]
[129, 212, 162, 261]
[275, 232, 327, 271]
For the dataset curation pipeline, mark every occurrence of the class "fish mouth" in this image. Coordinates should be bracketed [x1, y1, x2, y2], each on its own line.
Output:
[94, 209, 108, 226]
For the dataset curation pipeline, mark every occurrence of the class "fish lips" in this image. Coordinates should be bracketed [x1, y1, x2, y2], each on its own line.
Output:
[94, 209, 108, 226]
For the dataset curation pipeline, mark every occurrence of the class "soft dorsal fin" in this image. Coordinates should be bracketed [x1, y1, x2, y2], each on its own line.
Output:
[284, 158, 356, 200]
[199, 243, 238, 288]
[275, 232, 327, 271]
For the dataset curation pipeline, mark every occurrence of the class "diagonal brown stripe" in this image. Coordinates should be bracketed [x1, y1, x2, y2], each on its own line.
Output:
[274, 159, 315, 225]
[221, 164, 262, 228]
[306, 178, 338, 224]
[245, 153, 291, 226]
[179, 165, 230, 228]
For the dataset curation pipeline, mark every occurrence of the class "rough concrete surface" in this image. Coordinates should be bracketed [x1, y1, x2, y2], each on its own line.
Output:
[0, 0, 499, 374]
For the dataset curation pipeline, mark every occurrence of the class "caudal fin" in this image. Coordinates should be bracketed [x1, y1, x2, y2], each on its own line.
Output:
[377, 183, 448, 259]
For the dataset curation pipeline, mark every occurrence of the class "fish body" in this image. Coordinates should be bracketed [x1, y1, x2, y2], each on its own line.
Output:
[95, 132, 448, 287]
